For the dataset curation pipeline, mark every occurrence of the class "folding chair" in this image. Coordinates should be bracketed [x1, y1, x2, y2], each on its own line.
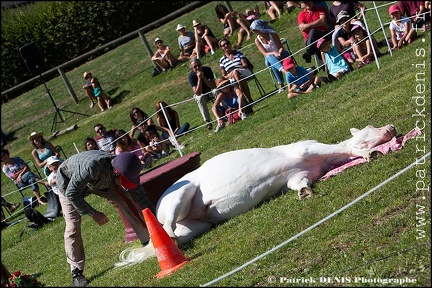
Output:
[15, 160, 49, 198]
[55, 145, 68, 159]
[280, 38, 297, 65]
[244, 57, 266, 98]
[19, 191, 58, 237]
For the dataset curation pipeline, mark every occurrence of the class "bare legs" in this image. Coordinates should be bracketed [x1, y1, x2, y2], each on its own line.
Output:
[83, 86, 96, 108]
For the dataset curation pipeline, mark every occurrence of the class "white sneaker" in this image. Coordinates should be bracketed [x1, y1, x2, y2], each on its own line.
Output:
[214, 125, 224, 133]
[211, 49, 215, 55]
[241, 113, 247, 120]
[177, 144, 185, 150]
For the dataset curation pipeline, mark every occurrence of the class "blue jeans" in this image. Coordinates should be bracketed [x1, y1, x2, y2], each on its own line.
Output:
[16, 171, 39, 191]
[161, 122, 190, 139]
[265, 50, 289, 85]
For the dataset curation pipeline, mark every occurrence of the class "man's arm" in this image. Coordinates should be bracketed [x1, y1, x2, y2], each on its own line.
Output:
[299, 14, 327, 32]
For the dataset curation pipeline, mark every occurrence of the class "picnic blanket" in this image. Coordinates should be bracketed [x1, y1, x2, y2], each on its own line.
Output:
[320, 127, 422, 181]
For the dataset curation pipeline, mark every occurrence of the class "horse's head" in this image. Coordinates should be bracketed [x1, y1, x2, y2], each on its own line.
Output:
[346, 124, 397, 150]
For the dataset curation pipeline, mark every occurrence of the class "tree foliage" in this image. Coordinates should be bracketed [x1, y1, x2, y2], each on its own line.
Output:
[1, 1, 192, 103]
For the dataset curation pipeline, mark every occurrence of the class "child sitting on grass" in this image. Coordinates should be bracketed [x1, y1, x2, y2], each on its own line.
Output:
[350, 25, 375, 69]
[283, 57, 321, 99]
[317, 37, 351, 81]
[388, 4, 417, 50]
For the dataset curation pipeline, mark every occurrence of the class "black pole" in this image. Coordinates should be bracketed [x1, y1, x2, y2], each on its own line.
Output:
[40, 73, 65, 123]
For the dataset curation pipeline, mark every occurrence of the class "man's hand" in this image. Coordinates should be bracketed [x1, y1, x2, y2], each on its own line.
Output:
[92, 211, 109, 226]
[298, 23, 308, 32]
[196, 70, 204, 79]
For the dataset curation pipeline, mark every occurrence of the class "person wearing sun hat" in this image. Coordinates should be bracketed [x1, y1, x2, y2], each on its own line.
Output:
[250, 19, 289, 93]
[56, 150, 154, 287]
[28, 131, 43, 141]
[176, 23, 205, 62]
[151, 37, 177, 72]
[29, 131, 60, 177]
[283, 57, 321, 99]
[211, 77, 251, 133]
[82, 71, 113, 112]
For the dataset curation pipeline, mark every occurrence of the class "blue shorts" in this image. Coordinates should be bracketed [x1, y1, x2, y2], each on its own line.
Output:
[94, 87, 102, 97]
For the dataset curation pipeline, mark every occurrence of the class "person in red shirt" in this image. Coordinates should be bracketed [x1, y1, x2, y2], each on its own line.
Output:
[297, 1, 329, 63]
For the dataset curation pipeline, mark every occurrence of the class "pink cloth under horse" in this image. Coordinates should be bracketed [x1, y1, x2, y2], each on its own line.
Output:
[319, 127, 421, 181]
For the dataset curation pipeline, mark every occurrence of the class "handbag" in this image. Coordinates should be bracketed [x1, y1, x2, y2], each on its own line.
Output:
[225, 108, 241, 124]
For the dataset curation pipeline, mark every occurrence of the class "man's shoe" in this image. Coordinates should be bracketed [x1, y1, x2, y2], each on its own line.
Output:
[206, 122, 213, 130]
[302, 52, 312, 63]
[72, 269, 89, 287]
[9, 203, 21, 213]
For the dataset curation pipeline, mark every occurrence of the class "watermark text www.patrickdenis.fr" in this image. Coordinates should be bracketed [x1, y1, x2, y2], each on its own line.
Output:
[411, 37, 430, 240]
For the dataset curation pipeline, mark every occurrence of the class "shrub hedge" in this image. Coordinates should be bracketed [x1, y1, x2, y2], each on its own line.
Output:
[1, 1, 193, 103]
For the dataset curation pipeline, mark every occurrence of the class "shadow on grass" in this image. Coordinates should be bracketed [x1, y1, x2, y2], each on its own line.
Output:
[2, 128, 25, 147]
[110, 89, 131, 105]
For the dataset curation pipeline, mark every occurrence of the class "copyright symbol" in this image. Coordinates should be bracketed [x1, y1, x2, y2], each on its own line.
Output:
[268, 276, 276, 283]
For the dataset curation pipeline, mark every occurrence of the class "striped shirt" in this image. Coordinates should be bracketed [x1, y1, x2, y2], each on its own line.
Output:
[219, 51, 246, 74]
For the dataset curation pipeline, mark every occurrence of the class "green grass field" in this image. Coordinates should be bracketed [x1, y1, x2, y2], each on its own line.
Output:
[1, 1, 430, 286]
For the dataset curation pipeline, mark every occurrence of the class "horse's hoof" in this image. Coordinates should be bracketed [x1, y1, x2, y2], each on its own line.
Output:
[298, 187, 313, 200]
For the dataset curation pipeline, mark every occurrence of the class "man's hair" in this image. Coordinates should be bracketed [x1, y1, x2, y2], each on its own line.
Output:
[189, 57, 201, 68]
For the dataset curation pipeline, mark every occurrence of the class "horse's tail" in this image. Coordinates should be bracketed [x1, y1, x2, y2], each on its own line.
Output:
[113, 242, 156, 268]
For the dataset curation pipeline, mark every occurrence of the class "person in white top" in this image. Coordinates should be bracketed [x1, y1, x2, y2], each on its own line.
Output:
[388, 4, 417, 50]
[250, 19, 289, 92]
[151, 38, 177, 72]
[46, 156, 63, 195]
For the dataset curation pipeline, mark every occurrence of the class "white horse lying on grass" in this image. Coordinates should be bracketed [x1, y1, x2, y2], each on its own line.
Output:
[115, 124, 396, 267]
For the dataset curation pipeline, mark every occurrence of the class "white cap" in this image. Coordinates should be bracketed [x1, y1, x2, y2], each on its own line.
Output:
[46, 156, 62, 166]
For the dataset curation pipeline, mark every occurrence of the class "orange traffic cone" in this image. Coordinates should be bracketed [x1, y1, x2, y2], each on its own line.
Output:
[142, 208, 190, 278]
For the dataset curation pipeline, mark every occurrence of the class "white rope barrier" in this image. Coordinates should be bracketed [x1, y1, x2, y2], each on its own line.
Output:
[2, 1, 426, 225]
[201, 152, 431, 287]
